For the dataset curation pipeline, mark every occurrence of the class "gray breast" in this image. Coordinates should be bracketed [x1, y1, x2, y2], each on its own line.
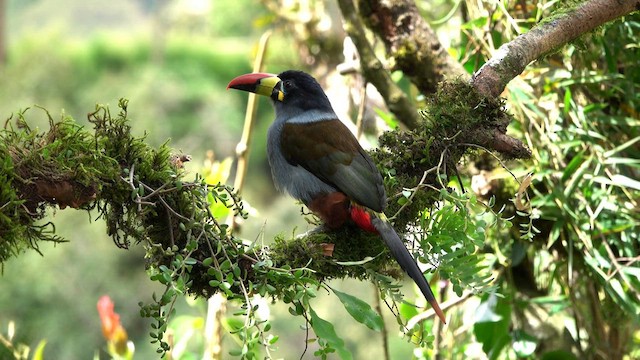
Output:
[267, 121, 337, 204]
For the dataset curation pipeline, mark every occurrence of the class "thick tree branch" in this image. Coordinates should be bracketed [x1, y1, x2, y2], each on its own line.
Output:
[337, 0, 421, 129]
[358, 0, 468, 94]
[472, 0, 640, 97]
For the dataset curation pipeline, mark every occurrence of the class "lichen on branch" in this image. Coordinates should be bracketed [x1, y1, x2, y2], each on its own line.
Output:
[357, 0, 468, 94]
[472, 0, 640, 98]
[337, 0, 421, 129]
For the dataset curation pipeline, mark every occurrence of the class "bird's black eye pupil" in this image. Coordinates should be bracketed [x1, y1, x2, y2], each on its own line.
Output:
[284, 80, 293, 89]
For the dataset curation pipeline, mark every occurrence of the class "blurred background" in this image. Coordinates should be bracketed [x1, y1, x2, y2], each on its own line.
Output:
[2, 0, 639, 359]
[0, 0, 421, 358]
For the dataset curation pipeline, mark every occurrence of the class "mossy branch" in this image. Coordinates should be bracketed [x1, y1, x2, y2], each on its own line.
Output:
[1, 98, 499, 352]
[0, 86, 500, 283]
[336, 0, 421, 129]
[357, 0, 468, 94]
[337, 0, 637, 158]
[472, 0, 639, 98]
[0, 100, 433, 284]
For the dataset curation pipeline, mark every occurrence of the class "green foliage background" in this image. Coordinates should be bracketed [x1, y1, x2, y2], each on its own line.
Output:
[1, 0, 639, 359]
[0, 0, 281, 358]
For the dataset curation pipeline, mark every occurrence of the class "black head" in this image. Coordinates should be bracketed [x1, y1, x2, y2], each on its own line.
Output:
[275, 70, 334, 113]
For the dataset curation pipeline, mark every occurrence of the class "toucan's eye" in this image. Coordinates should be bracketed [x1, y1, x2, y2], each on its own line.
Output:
[282, 80, 294, 91]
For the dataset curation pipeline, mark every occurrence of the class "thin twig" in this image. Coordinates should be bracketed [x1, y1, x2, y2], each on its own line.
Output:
[373, 283, 390, 360]
[388, 168, 437, 222]
[458, 143, 523, 185]
[227, 30, 272, 229]
[405, 292, 473, 330]
[299, 304, 311, 360]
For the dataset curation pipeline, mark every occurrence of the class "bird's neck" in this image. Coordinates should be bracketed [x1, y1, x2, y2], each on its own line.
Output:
[273, 104, 337, 125]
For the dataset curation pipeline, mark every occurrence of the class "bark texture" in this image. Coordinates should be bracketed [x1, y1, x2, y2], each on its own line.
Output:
[358, 0, 468, 94]
[472, 0, 640, 97]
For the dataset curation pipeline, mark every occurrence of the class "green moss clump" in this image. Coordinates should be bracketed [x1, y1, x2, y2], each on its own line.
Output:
[0, 107, 121, 262]
[371, 79, 510, 230]
[425, 80, 508, 137]
[89, 100, 178, 249]
[268, 225, 402, 284]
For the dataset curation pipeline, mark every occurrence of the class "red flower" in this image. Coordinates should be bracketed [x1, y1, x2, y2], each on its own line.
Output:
[97, 295, 129, 355]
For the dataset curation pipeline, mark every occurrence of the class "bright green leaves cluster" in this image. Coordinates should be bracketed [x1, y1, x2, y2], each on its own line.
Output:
[141, 254, 199, 353]
[223, 301, 277, 359]
[463, 11, 640, 360]
[203, 156, 235, 219]
[472, 293, 578, 360]
[473, 294, 512, 360]
[140, 292, 173, 354]
[293, 287, 385, 360]
[419, 190, 499, 297]
[224, 264, 323, 358]
[507, 13, 640, 335]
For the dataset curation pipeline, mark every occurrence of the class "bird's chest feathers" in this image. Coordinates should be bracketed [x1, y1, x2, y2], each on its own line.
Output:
[266, 109, 387, 213]
[267, 117, 341, 203]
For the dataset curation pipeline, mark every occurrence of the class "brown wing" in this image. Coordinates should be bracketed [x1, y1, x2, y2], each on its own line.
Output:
[281, 119, 386, 212]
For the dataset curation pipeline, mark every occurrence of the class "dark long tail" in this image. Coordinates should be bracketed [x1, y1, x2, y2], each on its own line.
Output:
[371, 217, 446, 323]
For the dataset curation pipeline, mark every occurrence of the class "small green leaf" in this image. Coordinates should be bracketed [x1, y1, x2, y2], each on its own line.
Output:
[373, 108, 398, 128]
[331, 287, 384, 331]
[461, 16, 487, 29]
[228, 349, 242, 356]
[220, 259, 231, 271]
[309, 307, 353, 360]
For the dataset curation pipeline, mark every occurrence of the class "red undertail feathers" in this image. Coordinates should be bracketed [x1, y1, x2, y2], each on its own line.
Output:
[349, 205, 378, 233]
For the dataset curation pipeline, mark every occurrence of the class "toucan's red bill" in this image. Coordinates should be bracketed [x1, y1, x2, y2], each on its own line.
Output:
[227, 72, 283, 100]
[227, 72, 278, 90]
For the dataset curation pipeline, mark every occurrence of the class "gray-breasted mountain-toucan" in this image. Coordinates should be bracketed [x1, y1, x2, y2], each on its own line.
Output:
[228, 70, 446, 323]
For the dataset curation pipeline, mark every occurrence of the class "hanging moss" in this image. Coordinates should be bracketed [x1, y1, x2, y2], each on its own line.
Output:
[0, 106, 118, 262]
